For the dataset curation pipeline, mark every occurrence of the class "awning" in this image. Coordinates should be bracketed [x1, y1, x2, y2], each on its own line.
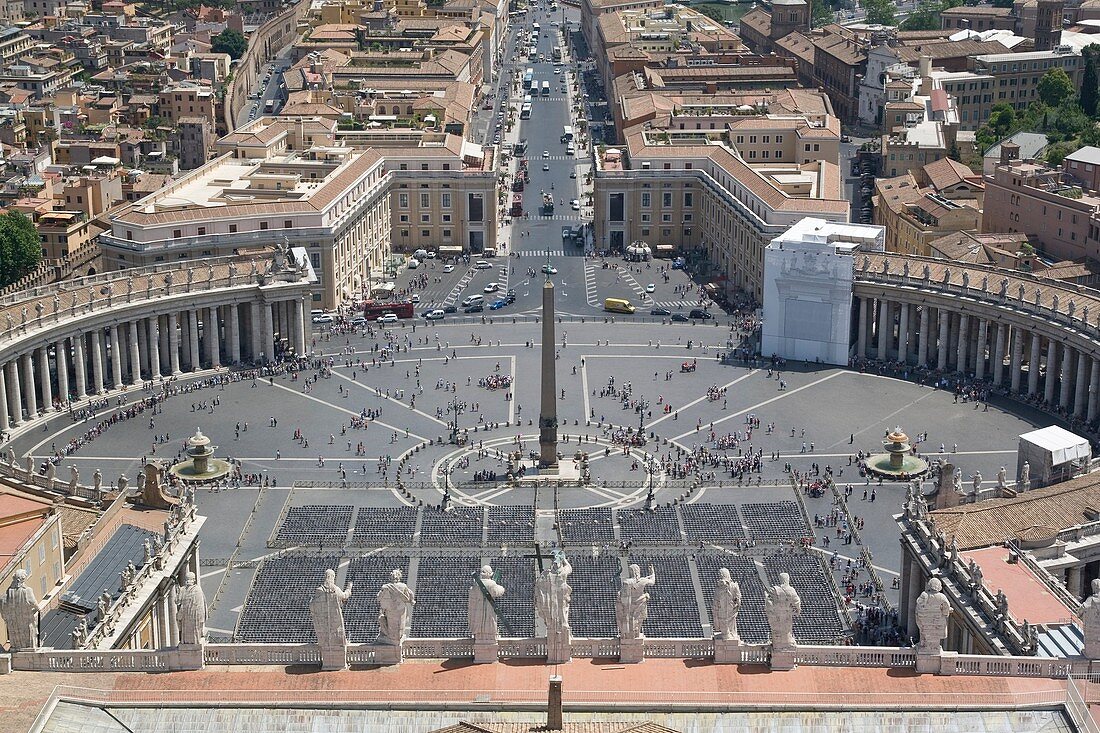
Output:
[439, 245, 463, 253]
[655, 244, 674, 251]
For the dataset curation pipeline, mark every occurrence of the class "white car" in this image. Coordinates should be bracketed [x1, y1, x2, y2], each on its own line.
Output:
[407, 258, 420, 269]
[541, 264, 557, 275]
[443, 264, 455, 273]
[423, 309, 446, 320]
[570, 199, 580, 210]
[484, 282, 500, 293]
[475, 260, 492, 269]
[310, 314, 334, 324]
[410, 294, 420, 303]
[542, 150, 550, 158]
[425, 250, 437, 259]
[377, 313, 399, 324]
[543, 163, 550, 171]
[645, 283, 655, 293]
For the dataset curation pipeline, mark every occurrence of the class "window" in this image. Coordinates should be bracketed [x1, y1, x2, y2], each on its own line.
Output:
[421, 163, 429, 171]
[400, 215, 409, 223]
[399, 193, 409, 208]
[662, 214, 671, 223]
[641, 213, 651, 223]
[39, 545, 45, 564]
[420, 193, 430, 208]
[662, 192, 672, 207]
[641, 228, 650, 236]
[260, 222, 268, 230]
[284, 220, 292, 229]
[229, 224, 237, 233]
[399, 163, 408, 171]
[442, 214, 451, 223]
[197, 227, 205, 236]
[443, 229, 451, 238]
[173, 229, 181, 238]
[641, 192, 650, 207]
[421, 214, 430, 223]
[421, 229, 430, 237]
[684, 192, 693, 207]
[442, 193, 451, 208]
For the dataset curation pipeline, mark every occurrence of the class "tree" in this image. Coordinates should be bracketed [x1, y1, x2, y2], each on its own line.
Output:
[988, 103, 1016, 136]
[991, 0, 1013, 6]
[900, 1, 941, 30]
[862, 0, 895, 24]
[1046, 142, 1073, 167]
[1038, 68, 1075, 108]
[0, 211, 41, 288]
[1083, 54, 1100, 117]
[211, 29, 247, 60]
[811, 0, 835, 27]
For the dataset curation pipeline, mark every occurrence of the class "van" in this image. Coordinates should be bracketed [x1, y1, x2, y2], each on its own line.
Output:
[414, 248, 429, 259]
[604, 297, 635, 314]
[462, 294, 485, 307]
[566, 143, 575, 156]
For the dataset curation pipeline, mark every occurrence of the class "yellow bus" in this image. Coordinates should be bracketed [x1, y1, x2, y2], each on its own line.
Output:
[604, 297, 635, 314]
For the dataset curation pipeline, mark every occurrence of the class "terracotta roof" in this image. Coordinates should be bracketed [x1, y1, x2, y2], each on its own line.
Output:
[896, 39, 1008, 63]
[930, 472, 1100, 550]
[57, 504, 98, 552]
[924, 156, 980, 191]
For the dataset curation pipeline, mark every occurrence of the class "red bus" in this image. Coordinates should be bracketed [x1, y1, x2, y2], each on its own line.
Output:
[510, 193, 523, 216]
[364, 300, 414, 319]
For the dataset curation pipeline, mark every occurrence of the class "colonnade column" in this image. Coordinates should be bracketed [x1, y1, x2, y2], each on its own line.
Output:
[90, 329, 105, 395]
[207, 306, 220, 369]
[188, 310, 201, 372]
[294, 298, 306, 357]
[37, 348, 52, 413]
[56, 338, 69, 406]
[73, 334, 87, 400]
[6, 361, 19, 425]
[1010, 328, 1023, 393]
[129, 321, 141, 386]
[250, 302, 262, 361]
[147, 318, 161, 377]
[856, 296, 868, 359]
[992, 323, 1006, 386]
[1060, 346, 1075, 409]
[974, 319, 989, 380]
[937, 310, 949, 371]
[262, 302, 275, 364]
[227, 304, 241, 364]
[917, 306, 929, 368]
[168, 312, 181, 375]
[896, 302, 909, 365]
[109, 324, 123, 389]
[0, 366, 7, 430]
[1075, 352, 1089, 418]
[1044, 342, 1059, 405]
[1089, 358, 1100, 423]
[956, 314, 969, 374]
[20, 353, 37, 420]
[877, 300, 891, 361]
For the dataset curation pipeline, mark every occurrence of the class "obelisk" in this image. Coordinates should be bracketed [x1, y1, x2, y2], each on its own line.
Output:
[538, 250, 558, 469]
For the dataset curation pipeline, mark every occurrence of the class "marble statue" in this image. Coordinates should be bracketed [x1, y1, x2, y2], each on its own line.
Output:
[972, 471, 982, 493]
[117, 473, 128, 494]
[164, 272, 173, 289]
[765, 572, 802, 652]
[20, 305, 26, 323]
[914, 577, 950, 654]
[309, 568, 352, 650]
[34, 302, 42, 320]
[881, 259, 889, 275]
[143, 539, 152, 565]
[3, 313, 10, 332]
[176, 571, 206, 647]
[4, 447, 14, 467]
[712, 568, 741, 641]
[1000, 278, 1008, 297]
[468, 565, 506, 642]
[995, 589, 1009, 618]
[1020, 461, 1030, 489]
[922, 264, 931, 280]
[968, 559, 984, 592]
[22, 455, 31, 475]
[902, 261, 909, 278]
[1, 569, 38, 651]
[980, 276, 988, 292]
[1053, 294, 1059, 312]
[997, 466, 1008, 490]
[1085, 305, 1091, 324]
[52, 295, 59, 313]
[228, 261, 237, 279]
[1035, 286, 1042, 305]
[45, 463, 55, 484]
[187, 268, 194, 285]
[1018, 283, 1026, 301]
[535, 554, 573, 636]
[97, 594, 109, 621]
[952, 467, 963, 495]
[68, 465, 79, 492]
[861, 255, 870, 271]
[962, 272, 969, 289]
[126, 277, 133, 296]
[1069, 300, 1076, 319]
[376, 569, 415, 646]
[615, 563, 655, 640]
[93, 469, 103, 495]
[1080, 578, 1100, 658]
[943, 268, 951, 284]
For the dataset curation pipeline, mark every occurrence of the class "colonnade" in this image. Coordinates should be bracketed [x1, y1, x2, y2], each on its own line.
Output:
[852, 294, 1100, 422]
[0, 297, 308, 429]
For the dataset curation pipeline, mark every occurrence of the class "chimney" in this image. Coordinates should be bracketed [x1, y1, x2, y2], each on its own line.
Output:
[547, 675, 563, 730]
[918, 54, 931, 79]
[1001, 141, 1020, 166]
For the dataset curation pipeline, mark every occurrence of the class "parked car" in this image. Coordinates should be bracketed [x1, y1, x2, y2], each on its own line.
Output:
[423, 309, 446, 320]
[443, 304, 458, 313]
[310, 314, 334, 324]
[377, 313, 399, 324]
[475, 260, 492, 269]
[443, 264, 455, 273]
[670, 313, 689, 323]
[464, 303, 484, 313]
[489, 299, 507, 310]
[645, 283, 655, 293]
[650, 307, 671, 316]
[689, 309, 713, 320]
[484, 282, 500, 293]
[571, 199, 580, 210]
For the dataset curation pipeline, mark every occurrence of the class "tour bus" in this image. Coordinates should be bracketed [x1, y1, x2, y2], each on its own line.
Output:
[364, 300, 414, 320]
[541, 81, 550, 96]
[532, 22, 541, 33]
[529, 79, 539, 95]
[520, 102, 532, 119]
[562, 125, 574, 142]
[264, 99, 274, 113]
[604, 298, 636, 314]
[523, 68, 534, 86]
[552, 46, 562, 62]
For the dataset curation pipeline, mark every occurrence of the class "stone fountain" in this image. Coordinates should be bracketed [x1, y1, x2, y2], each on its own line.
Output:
[865, 426, 929, 480]
[168, 428, 231, 483]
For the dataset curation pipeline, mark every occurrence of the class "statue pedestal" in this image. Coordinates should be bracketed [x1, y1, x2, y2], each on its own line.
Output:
[473, 640, 499, 664]
[770, 646, 797, 671]
[619, 637, 644, 664]
[317, 643, 347, 671]
[713, 637, 742, 664]
[372, 644, 401, 666]
[0, 652, 10, 675]
[915, 648, 950, 674]
[174, 643, 204, 670]
[546, 629, 571, 665]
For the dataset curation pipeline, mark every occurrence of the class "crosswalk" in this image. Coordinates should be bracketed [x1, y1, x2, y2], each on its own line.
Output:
[529, 155, 578, 161]
[512, 249, 583, 257]
[510, 213, 587, 222]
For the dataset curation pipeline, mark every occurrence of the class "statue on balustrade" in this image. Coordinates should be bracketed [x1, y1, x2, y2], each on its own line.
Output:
[914, 577, 950, 654]
[615, 563, 655, 640]
[765, 572, 801, 652]
[967, 559, 984, 594]
[468, 565, 506, 643]
[712, 568, 741, 641]
[68, 465, 79, 493]
[309, 568, 352, 651]
[176, 571, 206, 647]
[376, 569, 415, 646]
[4, 447, 14, 468]
[0, 569, 39, 651]
[45, 463, 54, 485]
[997, 466, 1008, 490]
[1019, 461, 1031, 490]
[535, 553, 573, 637]
[21, 456, 31, 475]
[1080, 579, 1100, 658]
[93, 469, 103, 496]
[972, 471, 982, 494]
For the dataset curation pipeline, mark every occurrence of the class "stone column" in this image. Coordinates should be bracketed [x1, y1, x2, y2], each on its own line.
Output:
[956, 314, 969, 374]
[1061, 346, 1076, 409]
[0, 365, 7, 430]
[876, 300, 891, 360]
[917, 305, 929, 368]
[1089, 357, 1100, 423]
[168, 312, 181, 375]
[1010, 328, 1023, 394]
[188, 310, 201, 371]
[37, 348, 52, 413]
[6, 360, 20, 425]
[21, 352, 37, 420]
[168, 583, 179, 647]
[90, 328, 105, 395]
[109, 324, 123, 389]
[992, 323, 1006, 386]
[1044, 341, 1059, 405]
[974, 318, 988, 380]
[1028, 333, 1042, 396]
[856, 296, 868, 359]
[262, 302, 275, 363]
[293, 298, 306, 357]
[896, 302, 909, 365]
[937, 310, 949, 371]
[148, 318, 161, 377]
[73, 333, 87, 400]
[250, 302, 262, 361]
[129, 321, 142, 385]
[56, 339, 69, 405]
[206, 306, 220, 369]
[227, 304, 241, 364]
[1075, 351, 1090, 418]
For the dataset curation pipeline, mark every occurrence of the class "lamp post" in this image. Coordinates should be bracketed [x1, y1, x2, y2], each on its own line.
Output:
[447, 395, 467, 443]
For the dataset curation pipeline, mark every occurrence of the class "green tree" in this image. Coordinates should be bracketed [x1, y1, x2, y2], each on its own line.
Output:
[1038, 68, 1075, 107]
[862, 0, 895, 24]
[991, 0, 1013, 6]
[811, 0, 835, 27]
[1046, 142, 1072, 167]
[900, 1, 942, 30]
[1082, 53, 1100, 117]
[211, 29, 247, 60]
[0, 211, 41, 288]
[988, 103, 1016, 136]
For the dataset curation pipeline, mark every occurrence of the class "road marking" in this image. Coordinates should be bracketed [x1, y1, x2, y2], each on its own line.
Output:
[268, 380, 429, 443]
[646, 371, 758, 430]
[331, 370, 447, 428]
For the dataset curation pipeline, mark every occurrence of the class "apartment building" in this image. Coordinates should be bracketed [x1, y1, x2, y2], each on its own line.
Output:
[37, 209, 98, 260]
[580, 0, 664, 56]
[156, 81, 215, 125]
[873, 157, 984, 256]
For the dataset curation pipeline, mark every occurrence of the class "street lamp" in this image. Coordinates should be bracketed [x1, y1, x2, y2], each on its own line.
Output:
[447, 395, 467, 444]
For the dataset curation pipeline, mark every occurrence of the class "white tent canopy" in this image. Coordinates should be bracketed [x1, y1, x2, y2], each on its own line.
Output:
[1017, 425, 1092, 489]
[1019, 426, 1091, 465]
